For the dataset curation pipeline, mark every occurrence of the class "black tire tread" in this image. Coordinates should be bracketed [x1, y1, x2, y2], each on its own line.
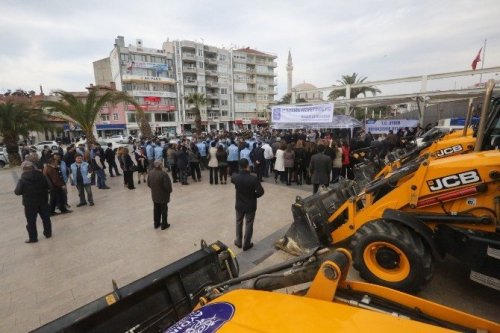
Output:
[350, 219, 433, 293]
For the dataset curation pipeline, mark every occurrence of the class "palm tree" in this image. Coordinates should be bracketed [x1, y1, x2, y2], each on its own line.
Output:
[277, 93, 291, 105]
[42, 88, 152, 145]
[328, 73, 381, 100]
[0, 101, 50, 166]
[184, 92, 206, 134]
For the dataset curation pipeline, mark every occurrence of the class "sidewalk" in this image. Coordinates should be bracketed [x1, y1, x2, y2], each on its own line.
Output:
[0, 166, 498, 331]
[0, 167, 313, 332]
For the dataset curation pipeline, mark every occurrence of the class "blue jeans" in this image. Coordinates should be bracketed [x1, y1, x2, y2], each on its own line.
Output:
[96, 169, 107, 188]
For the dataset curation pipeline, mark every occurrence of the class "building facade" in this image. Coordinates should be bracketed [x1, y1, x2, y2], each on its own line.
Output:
[164, 40, 233, 132]
[94, 36, 278, 134]
[232, 47, 277, 129]
[95, 36, 179, 137]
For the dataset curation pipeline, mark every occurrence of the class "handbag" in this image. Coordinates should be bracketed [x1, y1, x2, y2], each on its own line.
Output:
[130, 164, 138, 172]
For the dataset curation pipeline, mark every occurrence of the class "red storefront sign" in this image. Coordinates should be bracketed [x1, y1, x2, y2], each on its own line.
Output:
[234, 120, 243, 125]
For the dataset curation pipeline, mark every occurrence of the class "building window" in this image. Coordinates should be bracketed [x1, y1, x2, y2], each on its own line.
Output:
[101, 114, 109, 121]
[120, 54, 129, 61]
[155, 113, 176, 122]
[219, 54, 226, 61]
[113, 113, 119, 121]
[198, 62, 204, 69]
[221, 111, 228, 116]
[220, 88, 228, 95]
[127, 112, 136, 123]
[197, 49, 203, 57]
[221, 100, 228, 106]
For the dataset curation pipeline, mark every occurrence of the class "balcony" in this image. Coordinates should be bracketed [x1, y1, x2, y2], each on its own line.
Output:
[183, 66, 197, 73]
[205, 57, 217, 65]
[206, 93, 220, 99]
[182, 53, 196, 60]
[206, 81, 218, 88]
[207, 104, 220, 110]
[184, 79, 198, 86]
[205, 69, 217, 76]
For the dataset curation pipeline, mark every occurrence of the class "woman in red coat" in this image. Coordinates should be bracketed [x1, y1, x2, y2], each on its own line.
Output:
[341, 140, 354, 180]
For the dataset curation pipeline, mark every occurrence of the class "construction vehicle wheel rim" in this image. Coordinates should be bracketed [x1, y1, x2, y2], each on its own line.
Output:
[363, 242, 410, 282]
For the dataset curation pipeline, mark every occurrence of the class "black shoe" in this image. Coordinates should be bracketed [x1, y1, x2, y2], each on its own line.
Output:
[128, 187, 136, 190]
[89, 202, 95, 206]
[65, 204, 71, 208]
[101, 186, 110, 190]
[61, 210, 73, 214]
[77, 202, 87, 207]
[117, 173, 122, 176]
[138, 180, 141, 184]
[234, 241, 242, 249]
[25, 239, 38, 244]
[161, 224, 171, 230]
[110, 175, 115, 177]
[43, 232, 52, 238]
[154, 224, 160, 229]
[243, 243, 254, 251]
[50, 212, 59, 216]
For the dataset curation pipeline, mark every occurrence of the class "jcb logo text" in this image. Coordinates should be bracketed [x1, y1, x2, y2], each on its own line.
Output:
[436, 145, 463, 158]
[427, 170, 481, 192]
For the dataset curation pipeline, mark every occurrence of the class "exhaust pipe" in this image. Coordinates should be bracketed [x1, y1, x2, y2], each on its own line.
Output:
[462, 98, 474, 137]
[475, 79, 496, 152]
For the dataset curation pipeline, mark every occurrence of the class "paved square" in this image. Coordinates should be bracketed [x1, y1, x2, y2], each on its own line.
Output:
[0, 167, 498, 331]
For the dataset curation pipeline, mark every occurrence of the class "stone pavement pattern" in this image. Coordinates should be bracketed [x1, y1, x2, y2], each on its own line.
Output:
[0, 167, 498, 331]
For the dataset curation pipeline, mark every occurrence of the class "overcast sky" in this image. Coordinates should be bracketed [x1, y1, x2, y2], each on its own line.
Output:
[1, 0, 499, 98]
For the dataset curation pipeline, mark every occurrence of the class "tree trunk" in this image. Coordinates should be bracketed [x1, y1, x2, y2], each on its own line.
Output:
[194, 108, 202, 135]
[4, 136, 21, 166]
[85, 130, 97, 150]
[138, 116, 153, 139]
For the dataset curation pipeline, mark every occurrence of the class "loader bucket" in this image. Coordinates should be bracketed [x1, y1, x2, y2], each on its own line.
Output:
[276, 181, 357, 256]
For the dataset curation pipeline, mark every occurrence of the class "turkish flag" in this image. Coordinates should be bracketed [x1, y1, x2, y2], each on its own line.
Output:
[471, 48, 482, 70]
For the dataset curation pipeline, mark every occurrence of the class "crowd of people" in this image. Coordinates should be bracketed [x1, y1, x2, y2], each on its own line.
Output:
[14, 126, 422, 244]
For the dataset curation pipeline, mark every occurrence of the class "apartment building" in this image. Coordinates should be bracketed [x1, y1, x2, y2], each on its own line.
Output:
[164, 40, 233, 132]
[95, 37, 277, 134]
[94, 36, 179, 136]
[232, 47, 277, 129]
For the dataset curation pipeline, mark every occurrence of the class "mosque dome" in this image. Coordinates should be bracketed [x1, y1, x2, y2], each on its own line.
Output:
[293, 82, 317, 91]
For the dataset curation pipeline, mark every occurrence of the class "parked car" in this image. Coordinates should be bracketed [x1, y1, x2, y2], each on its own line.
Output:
[35, 140, 59, 151]
[99, 139, 128, 152]
[0, 147, 9, 168]
[108, 135, 128, 144]
[75, 139, 128, 153]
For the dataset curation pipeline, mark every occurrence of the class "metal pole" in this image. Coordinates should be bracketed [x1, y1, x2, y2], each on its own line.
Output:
[474, 79, 495, 152]
[479, 39, 487, 84]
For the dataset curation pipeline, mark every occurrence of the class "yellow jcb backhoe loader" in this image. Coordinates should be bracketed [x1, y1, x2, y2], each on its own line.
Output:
[277, 80, 500, 293]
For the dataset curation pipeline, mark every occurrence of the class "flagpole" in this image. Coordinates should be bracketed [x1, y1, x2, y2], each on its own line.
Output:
[479, 39, 487, 83]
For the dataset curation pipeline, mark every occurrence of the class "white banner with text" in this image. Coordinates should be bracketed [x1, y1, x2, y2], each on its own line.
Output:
[271, 103, 334, 124]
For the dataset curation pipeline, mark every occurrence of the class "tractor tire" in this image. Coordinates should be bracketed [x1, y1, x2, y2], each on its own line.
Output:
[350, 220, 433, 293]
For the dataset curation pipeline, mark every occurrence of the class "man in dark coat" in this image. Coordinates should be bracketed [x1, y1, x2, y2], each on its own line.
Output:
[14, 161, 52, 243]
[174, 145, 189, 185]
[231, 158, 265, 251]
[253, 143, 266, 182]
[147, 160, 173, 230]
[105, 143, 121, 177]
[309, 144, 331, 194]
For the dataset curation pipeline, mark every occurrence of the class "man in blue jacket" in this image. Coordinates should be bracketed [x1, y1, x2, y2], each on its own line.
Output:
[231, 158, 264, 251]
[70, 154, 94, 206]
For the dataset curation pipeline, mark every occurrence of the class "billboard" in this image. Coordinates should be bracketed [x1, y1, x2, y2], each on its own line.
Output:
[271, 103, 334, 124]
[365, 119, 419, 134]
